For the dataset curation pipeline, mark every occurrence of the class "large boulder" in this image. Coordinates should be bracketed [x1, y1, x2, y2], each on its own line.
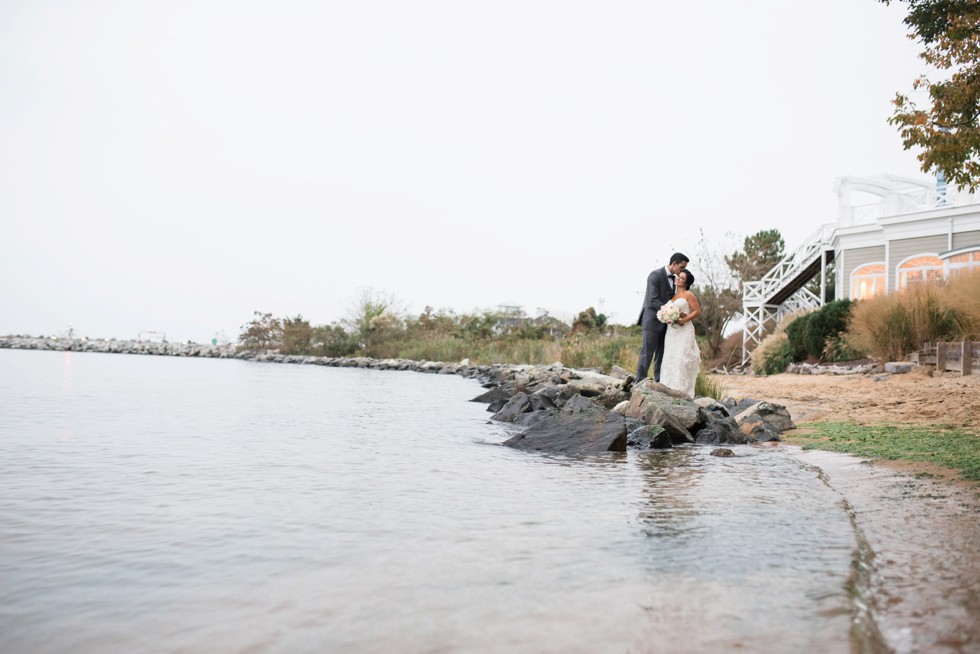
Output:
[734, 401, 796, 443]
[627, 424, 672, 449]
[502, 395, 636, 454]
[471, 386, 511, 405]
[693, 417, 746, 445]
[624, 379, 701, 431]
[490, 393, 534, 423]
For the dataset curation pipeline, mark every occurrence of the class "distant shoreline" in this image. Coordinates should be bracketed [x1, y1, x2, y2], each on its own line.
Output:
[0, 335, 500, 377]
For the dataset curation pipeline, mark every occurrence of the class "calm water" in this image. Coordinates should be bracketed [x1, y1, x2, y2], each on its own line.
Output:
[0, 349, 874, 653]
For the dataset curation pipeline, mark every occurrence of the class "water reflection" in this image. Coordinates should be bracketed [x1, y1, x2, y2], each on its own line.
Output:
[0, 351, 874, 654]
[634, 448, 705, 541]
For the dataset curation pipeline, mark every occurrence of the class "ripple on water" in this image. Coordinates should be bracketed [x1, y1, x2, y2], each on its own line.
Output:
[0, 350, 869, 654]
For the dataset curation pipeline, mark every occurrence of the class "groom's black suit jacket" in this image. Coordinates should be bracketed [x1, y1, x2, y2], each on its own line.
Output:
[637, 267, 674, 332]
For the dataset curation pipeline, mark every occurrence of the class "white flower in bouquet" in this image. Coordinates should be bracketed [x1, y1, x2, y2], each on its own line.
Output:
[657, 300, 681, 325]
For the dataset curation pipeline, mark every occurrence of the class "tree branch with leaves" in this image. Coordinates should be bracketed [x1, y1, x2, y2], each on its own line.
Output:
[882, 0, 980, 190]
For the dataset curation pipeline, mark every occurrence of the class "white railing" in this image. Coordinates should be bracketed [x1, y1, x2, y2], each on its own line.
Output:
[843, 185, 977, 226]
[779, 287, 821, 316]
[743, 223, 835, 305]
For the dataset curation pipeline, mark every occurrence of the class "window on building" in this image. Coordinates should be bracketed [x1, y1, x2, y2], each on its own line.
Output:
[946, 248, 980, 278]
[897, 255, 943, 290]
[851, 264, 885, 300]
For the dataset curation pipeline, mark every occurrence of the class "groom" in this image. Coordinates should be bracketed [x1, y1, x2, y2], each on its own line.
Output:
[636, 252, 689, 382]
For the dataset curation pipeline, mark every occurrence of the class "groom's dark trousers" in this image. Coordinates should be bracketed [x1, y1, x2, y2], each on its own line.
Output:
[637, 323, 668, 382]
[636, 267, 674, 382]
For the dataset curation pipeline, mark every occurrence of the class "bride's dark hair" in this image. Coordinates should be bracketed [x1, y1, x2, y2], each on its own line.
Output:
[680, 270, 695, 289]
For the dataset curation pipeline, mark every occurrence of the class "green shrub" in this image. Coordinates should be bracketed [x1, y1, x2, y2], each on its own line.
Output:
[752, 332, 794, 375]
[785, 300, 855, 361]
[784, 312, 812, 360]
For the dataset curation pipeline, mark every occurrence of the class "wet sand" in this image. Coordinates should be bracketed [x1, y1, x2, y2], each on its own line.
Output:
[710, 371, 980, 653]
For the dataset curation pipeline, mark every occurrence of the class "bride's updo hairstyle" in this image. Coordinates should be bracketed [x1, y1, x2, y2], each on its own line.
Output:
[680, 270, 695, 289]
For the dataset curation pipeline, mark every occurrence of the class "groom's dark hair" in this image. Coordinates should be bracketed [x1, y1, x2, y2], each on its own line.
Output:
[669, 252, 689, 265]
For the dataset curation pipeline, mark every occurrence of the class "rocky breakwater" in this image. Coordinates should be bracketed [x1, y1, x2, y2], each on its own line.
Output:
[473, 365, 796, 455]
[0, 335, 239, 358]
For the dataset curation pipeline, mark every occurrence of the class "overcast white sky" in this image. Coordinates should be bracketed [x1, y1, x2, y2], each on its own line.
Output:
[1, 0, 932, 341]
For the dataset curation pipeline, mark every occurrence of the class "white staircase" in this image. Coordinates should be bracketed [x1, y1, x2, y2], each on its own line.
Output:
[741, 223, 836, 364]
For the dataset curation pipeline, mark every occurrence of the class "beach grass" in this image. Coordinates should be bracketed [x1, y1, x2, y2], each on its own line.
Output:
[787, 422, 980, 481]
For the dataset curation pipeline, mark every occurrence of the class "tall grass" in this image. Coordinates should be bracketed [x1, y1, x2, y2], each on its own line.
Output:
[848, 282, 959, 361]
[750, 311, 808, 375]
[946, 270, 980, 339]
[695, 369, 725, 400]
[370, 333, 644, 372]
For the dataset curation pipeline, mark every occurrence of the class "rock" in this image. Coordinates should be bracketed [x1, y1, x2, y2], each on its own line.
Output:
[471, 387, 511, 405]
[529, 388, 558, 411]
[487, 398, 509, 413]
[693, 417, 746, 445]
[694, 397, 731, 419]
[531, 385, 564, 407]
[872, 373, 891, 382]
[710, 448, 735, 457]
[738, 418, 783, 442]
[734, 401, 796, 432]
[610, 400, 630, 414]
[627, 424, 672, 449]
[502, 395, 632, 454]
[490, 393, 534, 423]
[727, 397, 763, 416]
[732, 401, 795, 443]
[884, 362, 914, 374]
[624, 379, 701, 430]
[609, 365, 632, 380]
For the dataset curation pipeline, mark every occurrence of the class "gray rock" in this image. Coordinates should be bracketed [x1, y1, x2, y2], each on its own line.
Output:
[610, 400, 630, 414]
[733, 401, 795, 442]
[502, 395, 631, 454]
[710, 448, 735, 457]
[735, 401, 796, 432]
[694, 417, 746, 445]
[609, 365, 632, 380]
[627, 425, 672, 449]
[490, 393, 534, 423]
[694, 397, 731, 419]
[471, 387, 511, 405]
[624, 379, 701, 430]
[884, 362, 914, 374]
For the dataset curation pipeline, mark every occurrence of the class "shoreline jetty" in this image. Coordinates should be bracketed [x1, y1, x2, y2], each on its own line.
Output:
[0, 335, 795, 452]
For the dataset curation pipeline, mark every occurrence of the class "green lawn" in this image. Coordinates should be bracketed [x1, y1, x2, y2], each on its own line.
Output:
[787, 422, 980, 481]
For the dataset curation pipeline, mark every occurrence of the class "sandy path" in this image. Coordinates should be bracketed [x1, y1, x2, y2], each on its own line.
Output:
[708, 369, 980, 432]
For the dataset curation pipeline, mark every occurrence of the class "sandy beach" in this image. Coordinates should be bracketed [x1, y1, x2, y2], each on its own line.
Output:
[710, 369, 980, 653]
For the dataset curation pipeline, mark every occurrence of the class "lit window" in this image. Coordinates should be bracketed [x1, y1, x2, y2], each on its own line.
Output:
[898, 255, 943, 290]
[851, 264, 885, 300]
[945, 247, 980, 278]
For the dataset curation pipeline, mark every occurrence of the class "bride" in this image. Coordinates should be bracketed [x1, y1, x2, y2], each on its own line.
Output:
[660, 270, 702, 399]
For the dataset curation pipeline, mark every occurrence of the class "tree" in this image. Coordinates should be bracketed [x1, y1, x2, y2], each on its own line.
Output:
[344, 287, 404, 348]
[882, 1, 980, 190]
[311, 323, 357, 357]
[239, 311, 283, 351]
[725, 229, 786, 289]
[571, 306, 608, 334]
[281, 315, 313, 355]
[689, 230, 744, 358]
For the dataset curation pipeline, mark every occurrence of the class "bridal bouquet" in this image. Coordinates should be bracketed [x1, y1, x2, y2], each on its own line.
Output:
[657, 300, 681, 326]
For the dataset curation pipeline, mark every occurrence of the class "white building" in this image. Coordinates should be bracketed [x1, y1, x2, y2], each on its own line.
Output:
[742, 175, 980, 362]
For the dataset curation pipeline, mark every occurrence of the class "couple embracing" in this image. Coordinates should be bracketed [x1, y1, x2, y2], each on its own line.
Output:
[635, 252, 702, 398]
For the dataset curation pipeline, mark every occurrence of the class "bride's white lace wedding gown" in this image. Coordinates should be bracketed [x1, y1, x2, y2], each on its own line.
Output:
[660, 297, 701, 399]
